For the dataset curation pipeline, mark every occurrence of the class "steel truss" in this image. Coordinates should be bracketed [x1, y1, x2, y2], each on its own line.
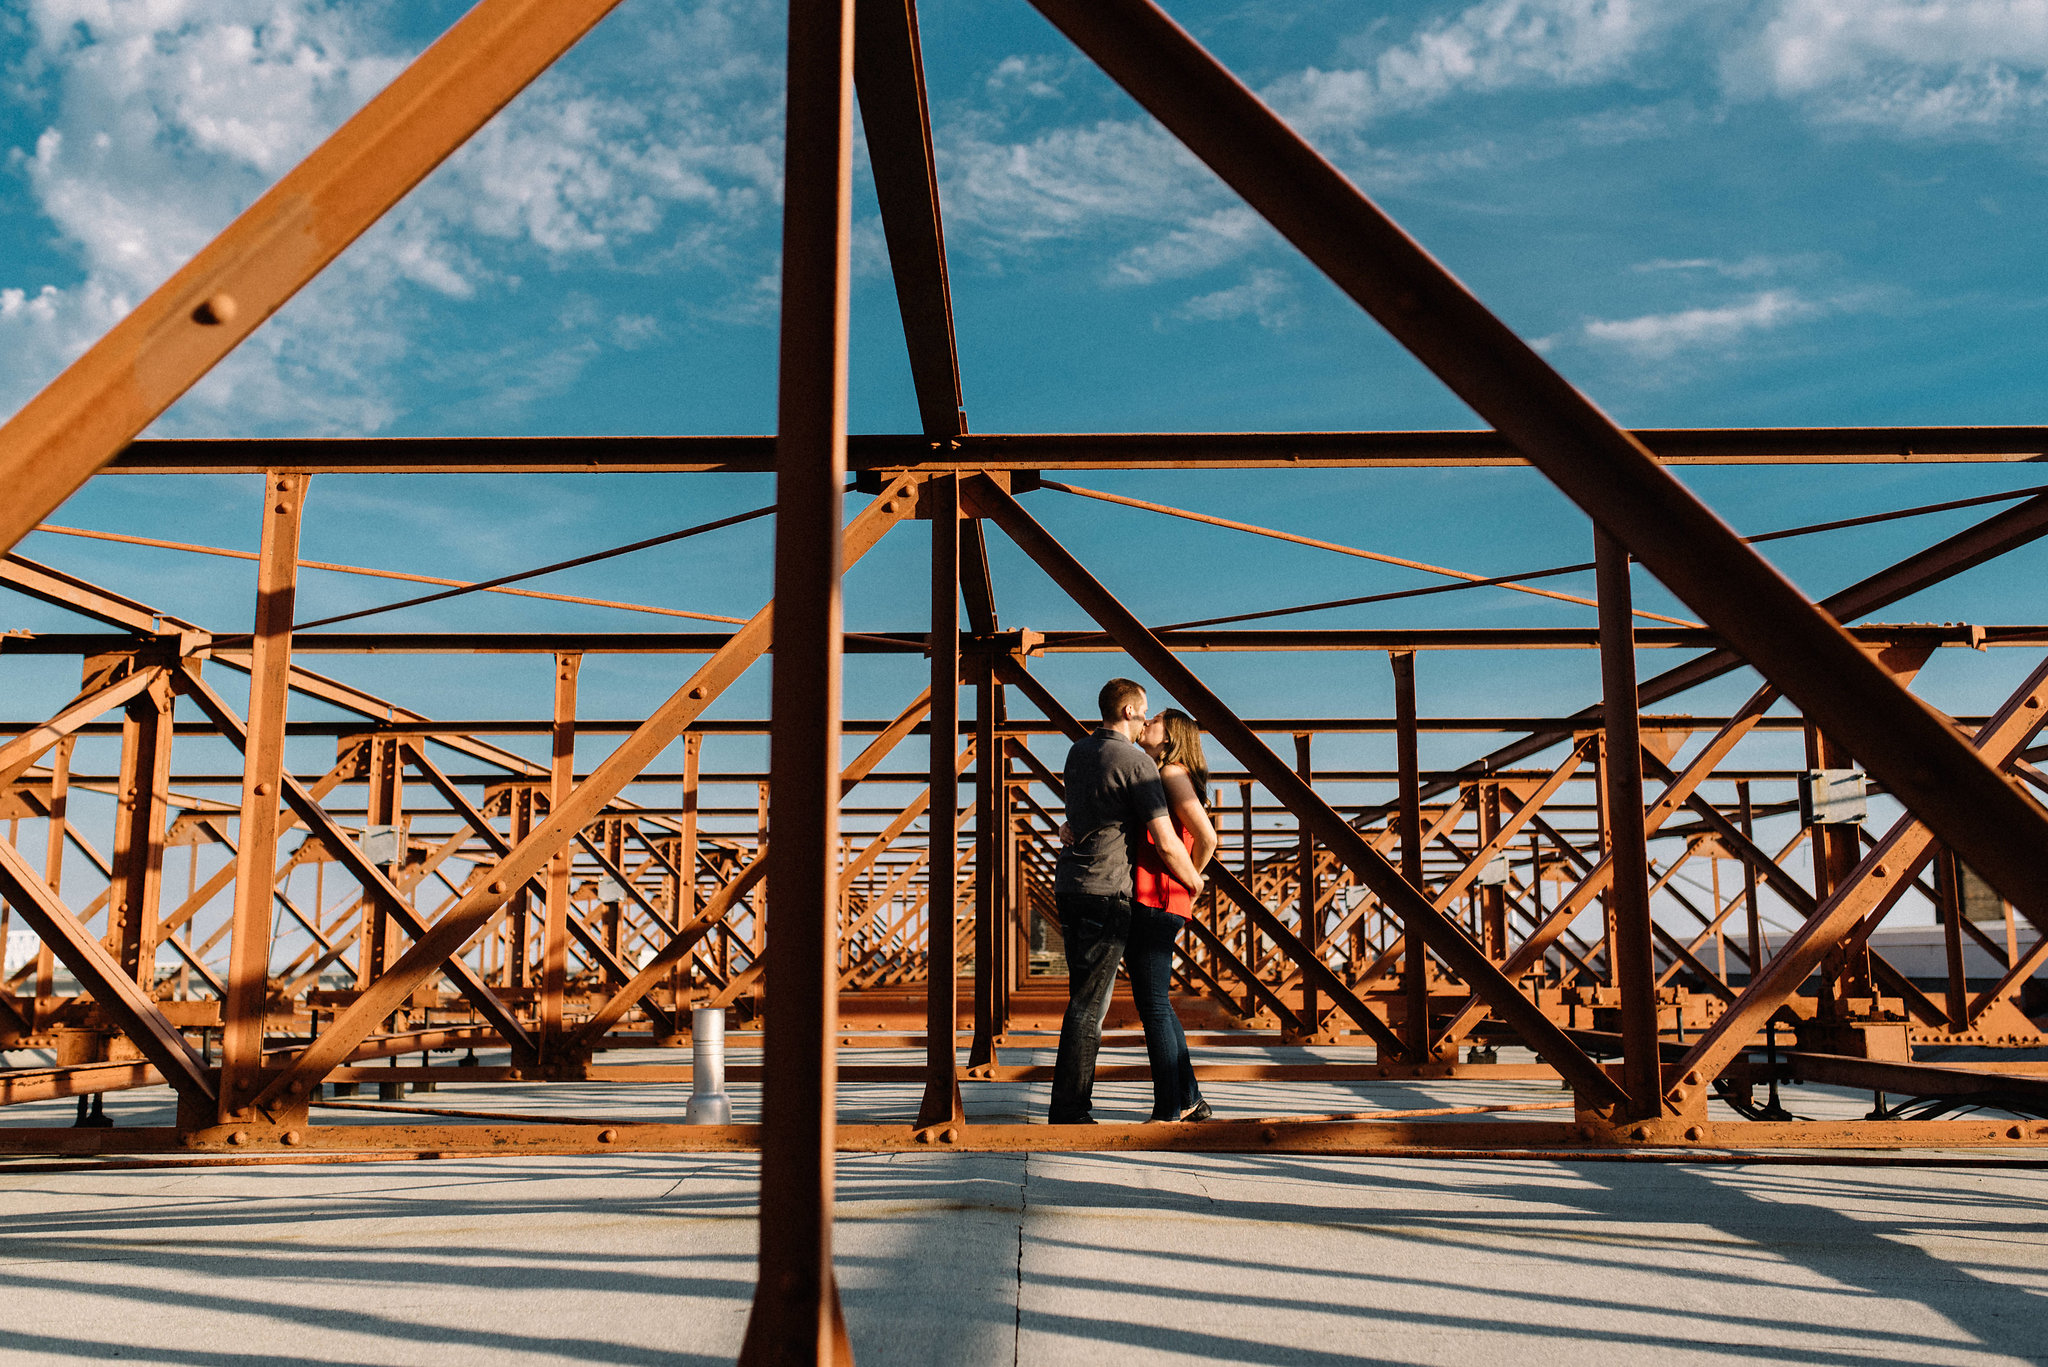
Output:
[4, 0, 2048, 1360]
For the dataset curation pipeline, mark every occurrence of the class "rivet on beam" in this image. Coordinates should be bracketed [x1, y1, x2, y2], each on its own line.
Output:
[192, 293, 237, 326]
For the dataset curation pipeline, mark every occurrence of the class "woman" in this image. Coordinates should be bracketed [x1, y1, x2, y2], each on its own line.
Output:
[1129, 708, 1220, 1122]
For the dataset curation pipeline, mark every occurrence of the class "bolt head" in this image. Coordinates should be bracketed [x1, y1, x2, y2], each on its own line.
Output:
[193, 293, 238, 326]
[282, 1130, 302, 1146]
[598, 1128, 618, 1144]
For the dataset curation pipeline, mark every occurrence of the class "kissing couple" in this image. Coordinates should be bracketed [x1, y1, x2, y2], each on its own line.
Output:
[1047, 677, 1217, 1125]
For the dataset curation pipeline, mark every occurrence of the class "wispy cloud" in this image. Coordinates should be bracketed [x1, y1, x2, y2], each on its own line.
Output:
[1373, 0, 1665, 107]
[1631, 252, 1834, 279]
[1571, 288, 1826, 356]
[1172, 268, 1299, 330]
[1733, 0, 2048, 133]
[0, 0, 785, 432]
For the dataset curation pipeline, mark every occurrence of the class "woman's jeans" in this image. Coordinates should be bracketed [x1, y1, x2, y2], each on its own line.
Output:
[1126, 902, 1204, 1120]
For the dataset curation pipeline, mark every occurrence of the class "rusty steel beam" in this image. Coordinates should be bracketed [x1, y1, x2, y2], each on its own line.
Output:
[1, 554, 191, 635]
[22, 625, 2045, 658]
[0, 664, 166, 790]
[1595, 531, 1661, 1118]
[541, 652, 581, 1055]
[0, 0, 637, 553]
[853, 0, 966, 439]
[738, 0, 858, 1356]
[100, 426, 2048, 474]
[919, 476, 965, 1129]
[219, 474, 307, 1122]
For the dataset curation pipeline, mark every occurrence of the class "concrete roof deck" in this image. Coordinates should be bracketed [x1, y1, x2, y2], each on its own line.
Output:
[2, 1049, 2045, 1364]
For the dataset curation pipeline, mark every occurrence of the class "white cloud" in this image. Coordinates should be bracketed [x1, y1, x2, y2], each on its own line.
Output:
[0, 0, 785, 433]
[1111, 207, 1270, 285]
[1573, 288, 1824, 356]
[1173, 269, 1299, 330]
[941, 2, 1686, 307]
[1631, 252, 1832, 279]
[1374, 0, 1661, 107]
[985, 54, 1065, 102]
[943, 115, 1216, 255]
[1735, 0, 2048, 132]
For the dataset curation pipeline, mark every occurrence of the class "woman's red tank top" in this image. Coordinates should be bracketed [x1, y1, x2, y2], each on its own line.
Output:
[1133, 819, 1197, 920]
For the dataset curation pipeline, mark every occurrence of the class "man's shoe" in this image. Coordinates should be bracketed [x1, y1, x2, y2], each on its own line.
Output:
[1048, 1114, 1098, 1125]
[1180, 1100, 1214, 1123]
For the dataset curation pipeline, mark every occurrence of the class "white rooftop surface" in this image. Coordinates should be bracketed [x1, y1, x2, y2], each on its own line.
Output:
[1, 1046, 2044, 1365]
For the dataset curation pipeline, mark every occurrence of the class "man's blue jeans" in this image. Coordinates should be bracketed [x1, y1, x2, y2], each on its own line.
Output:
[1048, 890, 1132, 1123]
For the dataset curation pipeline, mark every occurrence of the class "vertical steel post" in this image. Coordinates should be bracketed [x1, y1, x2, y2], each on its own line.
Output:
[507, 787, 534, 988]
[220, 472, 307, 1120]
[1293, 732, 1318, 1032]
[34, 736, 72, 1033]
[1937, 849, 1970, 1030]
[1238, 781, 1254, 969]
[107, 666, 174, 990]
[738, 0, 855, 1355]
[363, 739, 400, 989]
[542, 652, 580, 1055]
[1480, 783, 1505, 960]
[1392, 651, 1428, 1062]
[917, 475, 963, 1128]
[1596, 527, 1661, 1117]
[678, 732, 702, 1006]
[968, 656, 1000, 1067]
[1738, 781, 1761, 980]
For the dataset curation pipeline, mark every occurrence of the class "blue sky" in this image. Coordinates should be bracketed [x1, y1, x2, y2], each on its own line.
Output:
[4, 0, 2048, 912]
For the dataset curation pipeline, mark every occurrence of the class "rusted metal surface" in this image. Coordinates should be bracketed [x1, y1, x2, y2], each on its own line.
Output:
[739, 0, 858, 1358]
[97, 426, 2048, 475]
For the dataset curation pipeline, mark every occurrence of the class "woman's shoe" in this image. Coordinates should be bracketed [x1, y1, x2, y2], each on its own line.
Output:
[1180, 1100, 1213, 1123]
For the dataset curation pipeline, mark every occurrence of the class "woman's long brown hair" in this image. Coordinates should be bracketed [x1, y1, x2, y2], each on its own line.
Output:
[1156, 709, 1208, 803]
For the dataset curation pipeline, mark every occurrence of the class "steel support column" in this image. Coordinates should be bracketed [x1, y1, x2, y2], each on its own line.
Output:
[107, 666, 175, 991]
[542, 652, 581, 1055]
[917, 475, 964, 1129]
[219, 473, 307, 1120]
[968, 656, 1001, 1068]
[738, 0, 857, 1355]
[1391, 652, 1429, 1062]
[1595, 529, 1661, 1117]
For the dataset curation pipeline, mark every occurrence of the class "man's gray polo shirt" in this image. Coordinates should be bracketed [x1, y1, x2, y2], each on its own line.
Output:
[1054, 727, 1169, 898]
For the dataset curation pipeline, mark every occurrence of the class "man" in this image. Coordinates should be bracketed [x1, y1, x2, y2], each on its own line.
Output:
[1047, 678, 1206, 1124]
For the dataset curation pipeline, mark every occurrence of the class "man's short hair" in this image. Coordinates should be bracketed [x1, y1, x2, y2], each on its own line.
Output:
[1099, 677, 1146, 723]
